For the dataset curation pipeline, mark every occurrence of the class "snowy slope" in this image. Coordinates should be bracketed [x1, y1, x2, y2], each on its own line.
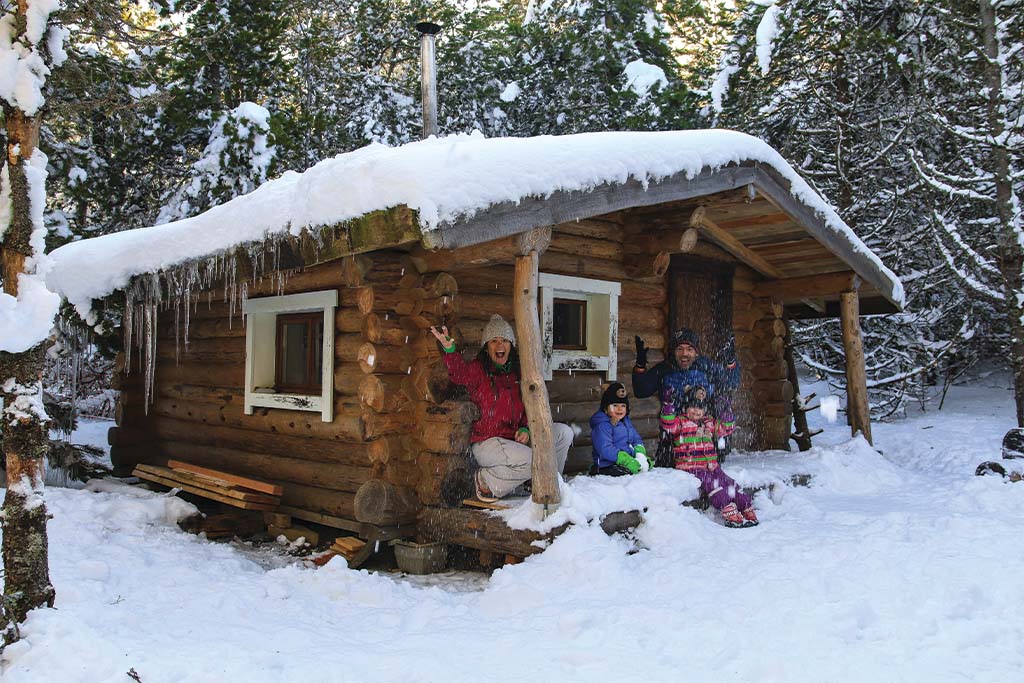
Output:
[2, 377, 1022, 682]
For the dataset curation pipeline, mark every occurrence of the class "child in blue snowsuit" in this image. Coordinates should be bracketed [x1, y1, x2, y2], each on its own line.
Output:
[590, 382, 650, 476]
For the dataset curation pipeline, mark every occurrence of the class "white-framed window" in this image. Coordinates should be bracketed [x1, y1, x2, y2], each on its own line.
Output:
[243, 290, 337, 421]
[539, 273, 620, 380]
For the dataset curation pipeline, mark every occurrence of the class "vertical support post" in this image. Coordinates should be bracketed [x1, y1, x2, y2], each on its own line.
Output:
[513, 250, 560, 506]
[839, 291, 872, 445]
[783, 315, 812, 452]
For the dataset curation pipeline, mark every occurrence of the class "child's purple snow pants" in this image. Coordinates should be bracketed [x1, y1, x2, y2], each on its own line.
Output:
[686, 465, 752, 511]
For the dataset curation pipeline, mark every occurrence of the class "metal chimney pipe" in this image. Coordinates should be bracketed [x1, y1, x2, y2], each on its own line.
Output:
[416, 21, 441, 139]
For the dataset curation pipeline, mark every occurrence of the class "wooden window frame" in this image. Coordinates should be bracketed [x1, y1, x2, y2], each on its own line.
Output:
[552, 298, 588, 350]
[538, 273, 620, 381]
[242, 289, 337, 421]
[274, 312, 324, 395]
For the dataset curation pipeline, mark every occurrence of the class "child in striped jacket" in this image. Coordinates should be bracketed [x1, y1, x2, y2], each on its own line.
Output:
[661, 388, 758, 528]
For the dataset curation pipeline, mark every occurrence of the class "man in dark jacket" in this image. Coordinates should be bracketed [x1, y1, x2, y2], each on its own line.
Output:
[632, 328, 740, 405]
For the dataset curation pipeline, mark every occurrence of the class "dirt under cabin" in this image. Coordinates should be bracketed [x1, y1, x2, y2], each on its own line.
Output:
[46, 129, 904, 567]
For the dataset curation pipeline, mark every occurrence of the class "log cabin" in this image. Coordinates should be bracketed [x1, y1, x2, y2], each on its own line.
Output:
[46, 130, 903, 558]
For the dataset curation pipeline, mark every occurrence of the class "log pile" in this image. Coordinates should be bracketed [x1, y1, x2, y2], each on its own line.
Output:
[132, 462, 281, 511]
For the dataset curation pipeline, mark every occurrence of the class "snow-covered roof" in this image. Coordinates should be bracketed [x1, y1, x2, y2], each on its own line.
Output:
[46, 129, 904, 316]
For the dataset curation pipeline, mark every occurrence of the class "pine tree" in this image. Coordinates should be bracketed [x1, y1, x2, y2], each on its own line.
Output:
[909, 0, 1024, 423]
[1, 0, 65, 648]
[441, 0, 704, 137]
[712, 0, 969, 417]
[149, 0, 292, 220]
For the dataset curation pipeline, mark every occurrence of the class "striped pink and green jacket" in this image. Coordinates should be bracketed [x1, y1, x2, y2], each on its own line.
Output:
[660, 410, 735, 471]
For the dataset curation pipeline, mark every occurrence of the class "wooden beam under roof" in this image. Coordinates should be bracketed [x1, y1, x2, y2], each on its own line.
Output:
[695, 214, 786, 279]
[759, 271, 861, 300]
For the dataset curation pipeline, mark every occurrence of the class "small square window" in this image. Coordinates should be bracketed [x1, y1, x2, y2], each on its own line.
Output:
[243, 289, 336, 421]
[553, 298, 587, 350]
[275, 313, 324, 395]
[539, 273, 621, 380]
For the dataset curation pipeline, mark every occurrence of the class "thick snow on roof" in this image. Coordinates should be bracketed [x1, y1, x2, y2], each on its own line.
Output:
[46, 129, 904, 315]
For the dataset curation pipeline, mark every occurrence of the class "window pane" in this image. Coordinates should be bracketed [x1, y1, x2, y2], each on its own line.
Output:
[281, 322, 310, 386]
[553, 299, 587, 350]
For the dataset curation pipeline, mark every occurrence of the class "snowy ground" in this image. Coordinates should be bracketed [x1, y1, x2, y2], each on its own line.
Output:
[3, 375, 1023, 682]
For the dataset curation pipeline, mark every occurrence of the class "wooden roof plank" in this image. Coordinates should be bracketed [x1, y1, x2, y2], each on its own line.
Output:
[697, 215, 786, 279]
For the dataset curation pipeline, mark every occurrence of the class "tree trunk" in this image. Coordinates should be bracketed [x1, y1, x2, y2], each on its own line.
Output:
[2, 100, 55, 644]
[979, 0, 1024, 425]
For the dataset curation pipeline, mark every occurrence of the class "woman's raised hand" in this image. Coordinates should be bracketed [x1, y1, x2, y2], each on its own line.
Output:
[429, 325, 455, 350]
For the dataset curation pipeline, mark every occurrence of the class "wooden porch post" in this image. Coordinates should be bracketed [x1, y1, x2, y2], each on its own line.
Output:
[511, 229, 559, 507]
[839, 290, 873, 445]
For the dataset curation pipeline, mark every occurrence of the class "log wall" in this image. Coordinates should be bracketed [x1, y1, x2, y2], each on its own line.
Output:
[111, 214, 794, 534]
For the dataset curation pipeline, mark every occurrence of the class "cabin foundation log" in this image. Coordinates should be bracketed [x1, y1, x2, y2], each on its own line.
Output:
[353, 479, 420, 525]
[418, 507, 562, 557]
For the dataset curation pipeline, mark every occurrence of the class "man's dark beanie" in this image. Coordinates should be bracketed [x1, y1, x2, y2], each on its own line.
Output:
[671, 328, 700, 351]
[600, 382, 630, 414]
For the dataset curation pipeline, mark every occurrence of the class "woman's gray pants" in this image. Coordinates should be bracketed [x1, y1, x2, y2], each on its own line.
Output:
[471, 423, 574, 498]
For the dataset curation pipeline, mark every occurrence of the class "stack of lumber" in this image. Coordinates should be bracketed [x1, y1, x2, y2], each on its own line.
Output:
[132, 460, 282, 511]
[328, 535, 374, 568]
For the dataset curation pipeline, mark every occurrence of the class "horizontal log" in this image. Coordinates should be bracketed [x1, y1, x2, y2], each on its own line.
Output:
[361, 410, 408, 440]
[145, 416, 373, 467]
[617, 304, 665, 332]
[415, 451, 473, 506]
[403, 361, 456, 404]
[362, 312, 409, 346]
[548, 233, 622, 261]
[406, 419, 472, 454]
[447, 266, 514, 294]
[623, 251, 670, 280]
[545, 373, 608, 404]
[421, 272, 458, 298]
[752, 379, 795, 405]
[409, 229, 552, 273]
[335, 363, 371, 396]
[154, 440, 370, 493]
[157, 317, 246, 340]
[358, 374, 413, 413]
[155, 337, 245, 364]
[454, 291, 514, 322]
[358, 342, 412, 375]
[540, 251, 629, 281]
[552, 218, 625, 242]
[155, 361, 244, 390]
[143, 396, 367, 443]
[279, 480, 357, 520]
[418, 507, 558, 557]
[367, 436, 413, 464]
[334, 333, 364, 364]
[369, 460, 419, 488]
[353, 480, 420, 525]
[335, 307, 366, 333]
[619, 327, 665, 349]
[620, 281, 667, 307]
[549, 398, 659, 426]
[415, 400, 479, 425]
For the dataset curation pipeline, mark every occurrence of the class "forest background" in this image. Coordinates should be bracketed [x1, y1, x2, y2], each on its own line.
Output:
[25, 0, 1024, 421]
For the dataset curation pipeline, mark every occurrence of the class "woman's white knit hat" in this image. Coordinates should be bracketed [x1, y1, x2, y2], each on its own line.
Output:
[481, 314, 516, 347]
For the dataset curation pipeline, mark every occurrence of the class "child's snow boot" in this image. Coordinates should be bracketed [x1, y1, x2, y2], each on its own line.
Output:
[741, 507, 759, 527]
[721, 503, 745, 528]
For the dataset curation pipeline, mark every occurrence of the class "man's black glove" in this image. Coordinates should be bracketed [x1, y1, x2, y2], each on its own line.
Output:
[721, 337, 736, 367]
[634, 335, 648, 368]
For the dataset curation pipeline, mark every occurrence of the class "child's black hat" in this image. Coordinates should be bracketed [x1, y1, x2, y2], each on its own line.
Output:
[600, 382, 630, 415]
[681, 387, 710, 412]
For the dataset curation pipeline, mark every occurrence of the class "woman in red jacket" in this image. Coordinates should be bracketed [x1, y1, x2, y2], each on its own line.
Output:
[430, 315, 573, 502]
